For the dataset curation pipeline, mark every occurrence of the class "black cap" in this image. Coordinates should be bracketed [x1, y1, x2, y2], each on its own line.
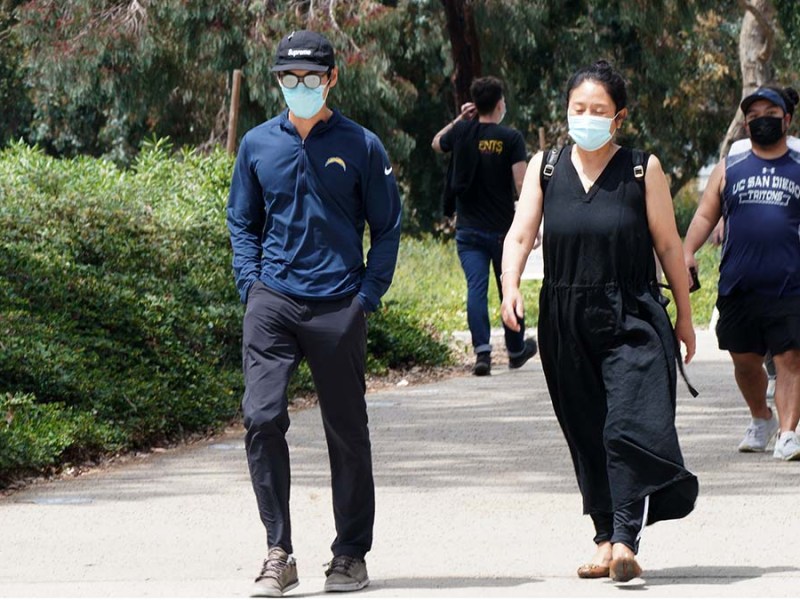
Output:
[271, 30, 335, 73]
[740, 87, 788, 115]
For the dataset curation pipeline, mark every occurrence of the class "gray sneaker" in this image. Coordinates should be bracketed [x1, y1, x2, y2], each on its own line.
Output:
[773, 431, 800, 461]
[324, 555, 369, 592]
[251, 547, 298, 597]
[738, 411, 779, 452]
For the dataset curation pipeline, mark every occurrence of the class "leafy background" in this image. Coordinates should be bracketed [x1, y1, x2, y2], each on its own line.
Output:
[0, 0, 787, 481]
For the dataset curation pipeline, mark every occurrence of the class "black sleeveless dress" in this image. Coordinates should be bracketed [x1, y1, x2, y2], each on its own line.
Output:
[538, 145, 698, 525]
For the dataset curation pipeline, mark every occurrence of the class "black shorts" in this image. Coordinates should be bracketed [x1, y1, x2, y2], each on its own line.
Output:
[716, 293, 800, 356]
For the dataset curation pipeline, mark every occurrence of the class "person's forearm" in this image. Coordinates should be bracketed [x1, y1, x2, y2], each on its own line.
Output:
[432, 117, 462, 152]
[685, 161, 724, 255]
[501, 236, 531, 292]
[360, 233, 401, 312]
[361, 166, 403, 311]
[227, 219, 264, 303]
[432, 103, 475, 152]
[683, 213, 716, 255]
[660, 244, 693, 322]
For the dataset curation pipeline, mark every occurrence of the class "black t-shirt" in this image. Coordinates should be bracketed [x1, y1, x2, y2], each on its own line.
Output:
[441, 120, 527, 232]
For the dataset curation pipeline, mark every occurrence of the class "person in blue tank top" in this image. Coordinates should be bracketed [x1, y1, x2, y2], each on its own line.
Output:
[684, 85, 800, 462]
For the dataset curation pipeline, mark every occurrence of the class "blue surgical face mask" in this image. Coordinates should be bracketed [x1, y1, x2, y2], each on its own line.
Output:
[280, 83, 328, 119]
[567, 113, 618, 151]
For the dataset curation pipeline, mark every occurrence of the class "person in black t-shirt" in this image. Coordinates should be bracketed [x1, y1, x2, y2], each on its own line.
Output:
[432, 76, 537, 376]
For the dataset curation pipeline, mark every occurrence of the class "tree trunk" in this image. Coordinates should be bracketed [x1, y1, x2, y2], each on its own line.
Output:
[440, 0, 481, 113]
[719, 0, 776, 158]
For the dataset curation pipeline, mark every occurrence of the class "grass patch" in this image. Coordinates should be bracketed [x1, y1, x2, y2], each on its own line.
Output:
[664, 244, 720, 328]
[384, 235, 542, 340]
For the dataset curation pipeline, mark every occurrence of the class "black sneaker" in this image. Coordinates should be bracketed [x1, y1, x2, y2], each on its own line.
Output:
[324, 555, 369, 592]
[508, 338, 537, 369]
[251, 547, 298, 597]
[472, 352, 491, 376]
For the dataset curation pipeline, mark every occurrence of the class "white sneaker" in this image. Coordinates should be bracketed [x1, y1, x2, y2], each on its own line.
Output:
[773, 431, 800, 461]
[737, 412, 779, 452]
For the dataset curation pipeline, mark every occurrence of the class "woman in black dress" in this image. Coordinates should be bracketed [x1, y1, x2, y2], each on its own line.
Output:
[500, 61, 698, 582]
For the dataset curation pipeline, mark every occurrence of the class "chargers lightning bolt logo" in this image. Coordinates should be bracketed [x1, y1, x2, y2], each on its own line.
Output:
[325, 157, 347, 171]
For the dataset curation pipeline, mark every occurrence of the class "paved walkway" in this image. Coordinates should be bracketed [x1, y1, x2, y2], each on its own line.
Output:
[1, 330, 798, 597]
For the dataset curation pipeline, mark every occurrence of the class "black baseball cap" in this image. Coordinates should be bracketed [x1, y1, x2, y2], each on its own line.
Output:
[271, 30, 335, 73]
[740, 87, 788, 115]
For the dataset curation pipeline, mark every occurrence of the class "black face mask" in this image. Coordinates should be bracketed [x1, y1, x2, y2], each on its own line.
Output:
[748, 116, 785, 146]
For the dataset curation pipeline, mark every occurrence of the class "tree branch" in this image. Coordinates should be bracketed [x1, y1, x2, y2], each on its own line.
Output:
[719, 0, 775, 158]
[742, 0, 774, 62]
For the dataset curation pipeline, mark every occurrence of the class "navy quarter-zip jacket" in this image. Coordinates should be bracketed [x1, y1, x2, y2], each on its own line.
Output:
[227, 109, 402, 311]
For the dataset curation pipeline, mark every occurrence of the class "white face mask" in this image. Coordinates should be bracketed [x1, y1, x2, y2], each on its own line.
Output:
[567, 113, 619, 151]
[280, 82, 329, 119]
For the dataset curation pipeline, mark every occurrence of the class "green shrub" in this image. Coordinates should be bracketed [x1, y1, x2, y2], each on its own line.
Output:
[368, 301, 453, 369]
[0, 142, 452, 482]
[0, 392, 120, 478]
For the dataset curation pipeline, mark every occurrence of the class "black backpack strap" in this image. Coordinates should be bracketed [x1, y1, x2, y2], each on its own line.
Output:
[632, 149, 648, 182]
[540, 147, 646, 194]
[540, 147, 563, 195]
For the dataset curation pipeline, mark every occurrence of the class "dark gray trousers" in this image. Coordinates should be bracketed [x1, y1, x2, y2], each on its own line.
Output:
[242, 281, 373, 559]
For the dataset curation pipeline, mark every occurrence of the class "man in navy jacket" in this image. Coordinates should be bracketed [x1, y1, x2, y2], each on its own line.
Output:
[227, 30, 402, 597]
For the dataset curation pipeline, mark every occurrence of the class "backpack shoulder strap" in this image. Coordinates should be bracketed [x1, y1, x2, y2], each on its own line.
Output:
[632, 149, 648, 182]
[540, 147, 563, 195]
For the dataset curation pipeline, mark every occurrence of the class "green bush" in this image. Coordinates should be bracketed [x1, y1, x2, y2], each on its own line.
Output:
[368, 301, 452, 370]
[0, 392, 120, 473]
[0, 142, 452, 483]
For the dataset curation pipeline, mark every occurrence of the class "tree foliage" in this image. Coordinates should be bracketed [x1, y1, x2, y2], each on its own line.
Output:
[3, 1, 799, 224]
[0, 0, 30, 146]
[14, 0, 247, 161]
[440, 0, 742, 195]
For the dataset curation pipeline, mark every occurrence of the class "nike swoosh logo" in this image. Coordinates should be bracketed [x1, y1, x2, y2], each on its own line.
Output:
[384, 166, 393, 175]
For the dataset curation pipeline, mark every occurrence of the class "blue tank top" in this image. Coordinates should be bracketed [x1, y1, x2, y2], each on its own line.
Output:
[720, 149, 800, 297]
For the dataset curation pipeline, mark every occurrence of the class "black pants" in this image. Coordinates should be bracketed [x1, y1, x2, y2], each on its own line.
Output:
[241, 281, 373, 559]
[590, 496, 648, 554]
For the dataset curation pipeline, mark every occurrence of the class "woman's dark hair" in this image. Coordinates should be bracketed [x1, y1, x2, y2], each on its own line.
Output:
[470, 76, 504, 115]
[566, 60, 627, 112]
